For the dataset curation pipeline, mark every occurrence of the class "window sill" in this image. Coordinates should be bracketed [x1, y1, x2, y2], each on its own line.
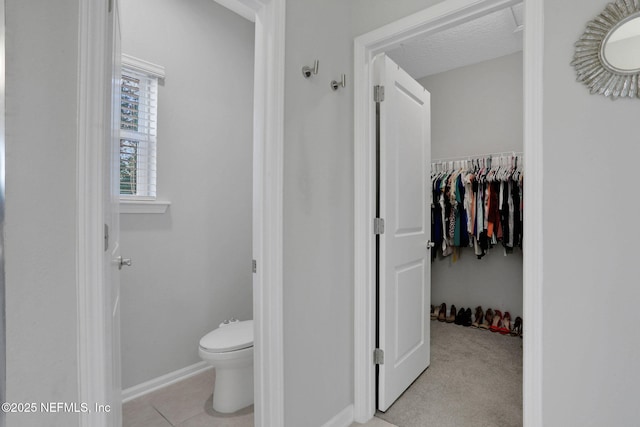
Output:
[119, 199, 171, 214]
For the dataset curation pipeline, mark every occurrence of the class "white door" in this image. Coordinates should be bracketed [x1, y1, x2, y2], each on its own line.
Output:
[106, 1, 123, 424]
[375, 54, 431, 412]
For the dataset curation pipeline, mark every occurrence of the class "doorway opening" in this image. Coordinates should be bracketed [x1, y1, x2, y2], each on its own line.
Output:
[353, 0, 543, 424]
[118, 1, 256, 424]
[75, 0, 285, 425]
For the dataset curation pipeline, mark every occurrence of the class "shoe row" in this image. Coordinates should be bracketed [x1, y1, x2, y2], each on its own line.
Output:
[430, 303, 523, 338]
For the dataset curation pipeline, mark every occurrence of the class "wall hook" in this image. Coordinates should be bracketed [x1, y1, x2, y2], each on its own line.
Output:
[302, 60, 319, 79]
[331, 74, 346, 91]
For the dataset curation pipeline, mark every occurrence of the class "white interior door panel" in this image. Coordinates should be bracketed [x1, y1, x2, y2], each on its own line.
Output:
[375, 53, 431, 412]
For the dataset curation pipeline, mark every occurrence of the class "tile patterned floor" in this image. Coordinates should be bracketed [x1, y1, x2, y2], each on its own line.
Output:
[123, 369, 253, 427]
[123, 368, 395, 427]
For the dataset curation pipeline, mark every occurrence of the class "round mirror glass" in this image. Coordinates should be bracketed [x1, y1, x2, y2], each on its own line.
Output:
[603, 15, 640, 72]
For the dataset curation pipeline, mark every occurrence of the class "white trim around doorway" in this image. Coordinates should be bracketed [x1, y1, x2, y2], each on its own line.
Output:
[352, 0, 543, 424]
[245, 0, 286, 425]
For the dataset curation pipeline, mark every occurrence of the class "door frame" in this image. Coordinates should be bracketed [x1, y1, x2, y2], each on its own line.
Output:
[353, 0, 543, 424]
[76, 0, 286, 426]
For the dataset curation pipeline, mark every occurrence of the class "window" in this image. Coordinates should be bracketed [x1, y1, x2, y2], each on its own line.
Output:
[120, 55, 164, 199]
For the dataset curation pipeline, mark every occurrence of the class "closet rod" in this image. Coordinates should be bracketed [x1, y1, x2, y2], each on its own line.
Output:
[432, 151, 523, 163]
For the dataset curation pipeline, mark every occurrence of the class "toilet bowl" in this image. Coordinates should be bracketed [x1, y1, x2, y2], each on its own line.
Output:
[199, 320, 253, 413]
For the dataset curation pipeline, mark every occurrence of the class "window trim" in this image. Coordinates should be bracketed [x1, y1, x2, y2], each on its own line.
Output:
[120, 199, 171, 214]
[122, 54, 165, 82]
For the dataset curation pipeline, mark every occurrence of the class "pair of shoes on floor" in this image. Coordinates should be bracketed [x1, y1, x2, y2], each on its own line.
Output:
[510, 316, 523, 338]
[446, 304, 456, 323]
[471, 306, 484, 328]
[479, 308, 493, 330]
[430, 303, 446, 321]
[430, 303, 464, 323]
[454, 307, 472, 327]
[489, 310, 512, 335]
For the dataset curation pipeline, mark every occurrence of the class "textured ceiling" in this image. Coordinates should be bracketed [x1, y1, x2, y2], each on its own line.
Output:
[387, 3, 523, 79]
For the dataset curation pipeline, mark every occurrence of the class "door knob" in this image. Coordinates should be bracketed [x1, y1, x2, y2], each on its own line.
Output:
[426, 240, 436, 248]
[117, 256, 132, 270]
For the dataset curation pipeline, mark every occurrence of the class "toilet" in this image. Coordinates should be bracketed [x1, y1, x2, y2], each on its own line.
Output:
[199, 319, 253, 413]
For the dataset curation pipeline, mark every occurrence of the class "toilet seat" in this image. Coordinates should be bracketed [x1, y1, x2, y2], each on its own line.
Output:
[199, 320, 253, 353]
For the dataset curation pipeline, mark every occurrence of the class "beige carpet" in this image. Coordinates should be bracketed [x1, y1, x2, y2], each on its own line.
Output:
[376, 320, 523, 427]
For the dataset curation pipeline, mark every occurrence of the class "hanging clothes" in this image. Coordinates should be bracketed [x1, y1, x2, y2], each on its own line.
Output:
[430, 154, 523, 260]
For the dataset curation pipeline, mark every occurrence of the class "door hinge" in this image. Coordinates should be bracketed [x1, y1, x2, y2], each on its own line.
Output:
[374, 218, 385, 235]
[252, 259, 257, 274]
[104, 224, 109, 252]
[374, 348, 385, 365]
[374, 85, 385, 102]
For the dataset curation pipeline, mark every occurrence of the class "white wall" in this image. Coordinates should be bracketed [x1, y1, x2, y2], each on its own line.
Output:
[119, 0, 254, 388]
[420, 52, 523, 159]
[5, 1, 81, 426]
[283, 1, 354, 425]
[419, 52, 524, 319]
[542, 1, 640, 425]
[351, 0, 446, 37]
[282, 1, 448, 425]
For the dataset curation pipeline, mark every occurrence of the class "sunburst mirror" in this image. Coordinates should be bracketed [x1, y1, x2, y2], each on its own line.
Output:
[572, 0, 640, 99]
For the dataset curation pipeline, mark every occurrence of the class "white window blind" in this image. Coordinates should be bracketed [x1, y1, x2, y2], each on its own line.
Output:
[120, 63, 159, 199]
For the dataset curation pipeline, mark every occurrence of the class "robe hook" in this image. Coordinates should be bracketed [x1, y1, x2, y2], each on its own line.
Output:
[331, 74, 346, 91]
[302, 60, 319, 79]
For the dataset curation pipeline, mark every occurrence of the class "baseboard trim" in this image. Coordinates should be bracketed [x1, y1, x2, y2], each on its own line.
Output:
[321, 404, 354, 427]
[122, 362, 212, 403]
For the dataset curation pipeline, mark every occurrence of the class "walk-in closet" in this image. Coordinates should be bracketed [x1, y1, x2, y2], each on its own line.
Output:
[374, 3, 524, 426]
